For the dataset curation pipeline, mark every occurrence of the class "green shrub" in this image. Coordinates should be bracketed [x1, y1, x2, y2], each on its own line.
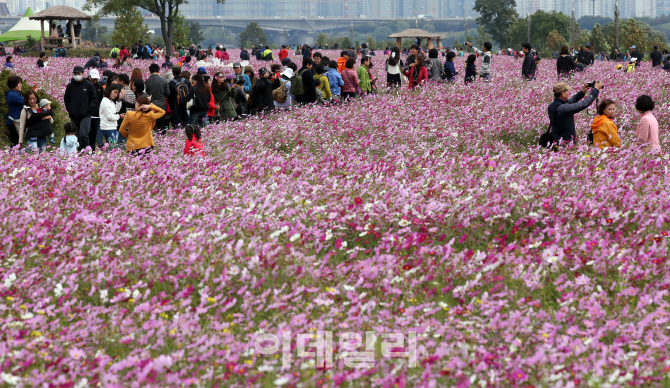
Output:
[0, 69, 67, 147]
[22, 47, 115, 58]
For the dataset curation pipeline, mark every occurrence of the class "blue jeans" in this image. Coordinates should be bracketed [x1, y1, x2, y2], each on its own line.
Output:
[172, 106, 189, 128]
[190, 111, 207, 127]
[100, 129, 118, 146]
[27, 137, 48, 152]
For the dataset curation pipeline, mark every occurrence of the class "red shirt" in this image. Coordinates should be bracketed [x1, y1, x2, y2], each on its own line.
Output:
[215, 50, 225, 60]
[222, 51, 229, 60]
[119, 49, 130, 59]
[184, 134, 204, 156]
[278, 49, 289, 61]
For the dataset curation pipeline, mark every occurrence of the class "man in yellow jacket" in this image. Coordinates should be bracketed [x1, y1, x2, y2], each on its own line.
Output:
[314, 65, 332, 100]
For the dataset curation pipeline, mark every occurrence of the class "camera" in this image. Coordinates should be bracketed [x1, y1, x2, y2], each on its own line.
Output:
[586, 80, 603, 88]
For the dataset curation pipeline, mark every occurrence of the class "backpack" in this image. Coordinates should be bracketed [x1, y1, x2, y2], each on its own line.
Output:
[273, 79, 288, 103]
[290, 69, 306, 96]
[174, 78, 189, 107]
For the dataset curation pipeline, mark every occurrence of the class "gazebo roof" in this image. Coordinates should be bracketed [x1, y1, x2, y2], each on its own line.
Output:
[388, 28, 443, 39]
[29, 6, 92, 21]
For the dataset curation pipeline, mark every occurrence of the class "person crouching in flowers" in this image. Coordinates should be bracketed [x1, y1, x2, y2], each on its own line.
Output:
[119, 94, 165, 156]
[183, 124, 204, 157]
[591, 99, 620, 150]
[464, 54, 478, 84]
[60, 122, 79, 153]
[404, 54, 428, 90]
[635, 95, 661, 153]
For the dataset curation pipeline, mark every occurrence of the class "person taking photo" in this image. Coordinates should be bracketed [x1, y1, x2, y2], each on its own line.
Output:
[548, 81, 603, 145]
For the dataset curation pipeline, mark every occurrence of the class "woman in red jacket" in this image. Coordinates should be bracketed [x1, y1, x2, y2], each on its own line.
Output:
[183, 124, 204, 156]
[404, 55, 428, 90]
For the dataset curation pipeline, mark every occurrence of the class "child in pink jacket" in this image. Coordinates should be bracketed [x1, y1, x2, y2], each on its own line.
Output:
[635, 95, 661, 153]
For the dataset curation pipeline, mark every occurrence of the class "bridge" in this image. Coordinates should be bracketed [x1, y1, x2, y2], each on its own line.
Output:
[0, 15, 462, 33]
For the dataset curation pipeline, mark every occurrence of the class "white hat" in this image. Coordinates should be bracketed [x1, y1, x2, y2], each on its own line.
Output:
[89, 69, 100, 79]
[630, 57, 637, 63]
[281, 67, 294, 78]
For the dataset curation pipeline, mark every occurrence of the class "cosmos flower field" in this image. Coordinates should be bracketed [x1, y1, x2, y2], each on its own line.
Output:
[2, 51, 670, 387]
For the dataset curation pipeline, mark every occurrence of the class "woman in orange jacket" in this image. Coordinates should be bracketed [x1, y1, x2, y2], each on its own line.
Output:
[119, 94, 165, 155]
[591, 98, 620, 149]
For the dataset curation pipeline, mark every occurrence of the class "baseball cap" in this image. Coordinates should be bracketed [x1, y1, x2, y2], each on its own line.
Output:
[89, 69, 100, 79]
[73, 65, 84, 74]
[630, 45, 636, 49]
[553, 82, 571, 94]
[630, 57, 637, 63]
[258, 67, 269, 76]
[233, 62, 241, 68]
[38, 99, 51, 108]
[197, 66, 207, 74]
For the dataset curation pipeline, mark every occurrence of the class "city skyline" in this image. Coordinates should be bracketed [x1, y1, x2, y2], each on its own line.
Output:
[2, 0, 667, 22]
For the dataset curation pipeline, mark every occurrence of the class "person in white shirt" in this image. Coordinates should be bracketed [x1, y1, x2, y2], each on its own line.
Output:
[60, 122, 79, 153]
[99, 84, 125, 147]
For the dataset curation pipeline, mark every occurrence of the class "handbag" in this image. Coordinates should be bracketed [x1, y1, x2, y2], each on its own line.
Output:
[539, 108, 558, 149]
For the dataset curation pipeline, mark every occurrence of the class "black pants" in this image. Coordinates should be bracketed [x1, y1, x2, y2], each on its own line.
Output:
[7, 123, 19, 147]
[155, 115, 168, 135]
[342, 92, 356, 101]
[71, 115, 92, 152]
[171, 107, 189, 128]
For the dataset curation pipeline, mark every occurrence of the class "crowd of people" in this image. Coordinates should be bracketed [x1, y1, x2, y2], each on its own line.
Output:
[2, 38, 664, 155]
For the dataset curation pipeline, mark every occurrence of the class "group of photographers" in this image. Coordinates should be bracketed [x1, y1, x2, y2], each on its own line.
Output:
[547, 81, 660, 153]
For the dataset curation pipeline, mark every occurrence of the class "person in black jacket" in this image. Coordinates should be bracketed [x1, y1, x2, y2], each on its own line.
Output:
[548, 81, 602, 145]
[64, 66, 97, 151]
[188, 74, 211, 127]
[581, 44, 595, 66]
[296, 58, 317, 105]
[36, 52, 47, 68]
[556, 46, 577, 77]
[84, 54, 101, 70]
[521, 43, 536, 80]
[240, 48, 250, 61]
[168, 67, 192, 128]
[650, 45, 662, 67]
[630, 45, 642, 66]
[250, 67, 274, 116]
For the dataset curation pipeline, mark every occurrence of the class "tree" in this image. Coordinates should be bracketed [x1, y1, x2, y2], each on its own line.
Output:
[238, 22, 267, 48]
[546, 30, 568, 51]
[84, 0, 225, 57]
[172, 12, 191, 47]
[112, 7, 150, 47]
[623, 19, 647, 53]
[187, 21, 204, 45]
[453, 38, 460, 48]
[366, 36, 377, 50]
[475, 24, 493, 48]
[577, 16, 613, 31]
[603, 18, 666, 51]
[509, 10, 572, 49]
[372, 26, 393, 42]
[340, 36, 352, 48]
[590, 23, 610, 53]
[317, 33, 328, 48]
[81, 14, 107, 43]
[473, 0, 518, 48]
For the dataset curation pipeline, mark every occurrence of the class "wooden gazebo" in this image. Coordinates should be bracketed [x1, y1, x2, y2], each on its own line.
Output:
[29, 6, 91, 50]
[388, 29, 443, 50]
